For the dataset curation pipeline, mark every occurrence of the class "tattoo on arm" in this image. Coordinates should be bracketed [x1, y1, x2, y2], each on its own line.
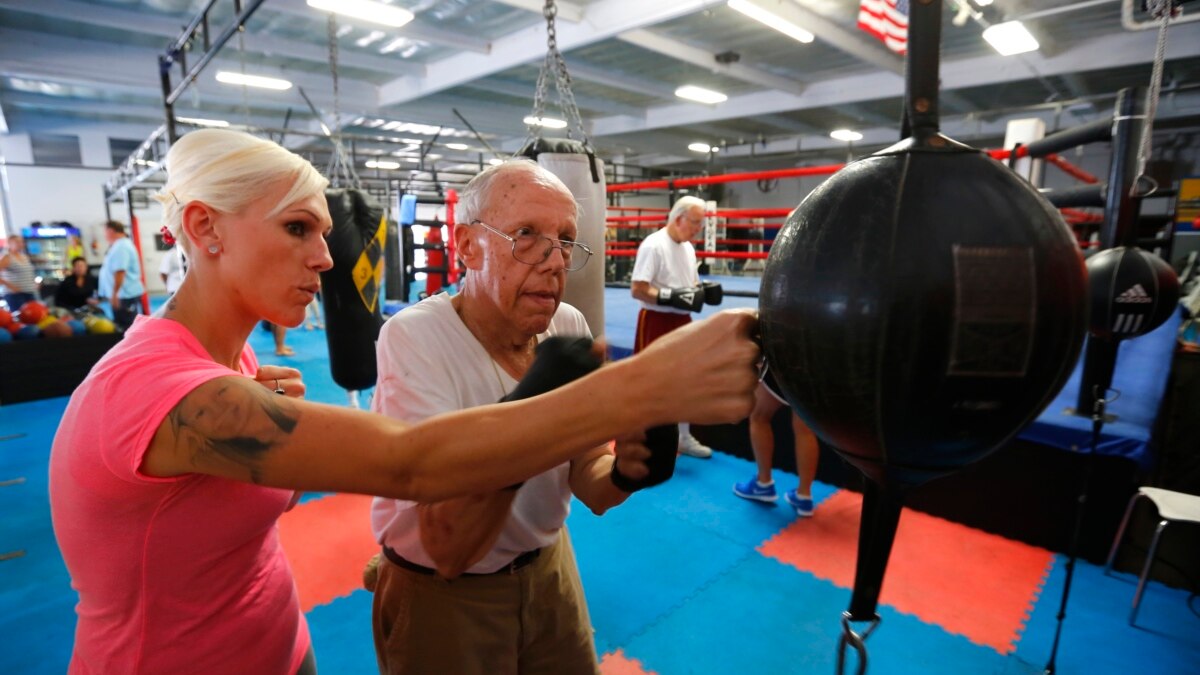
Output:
[168, 378, 300, 483]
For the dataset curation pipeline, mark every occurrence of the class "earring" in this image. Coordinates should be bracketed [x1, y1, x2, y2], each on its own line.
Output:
[207, 244, 220, 255]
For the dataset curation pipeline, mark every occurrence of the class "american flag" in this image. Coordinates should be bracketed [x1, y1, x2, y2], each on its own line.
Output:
[858, 0, 909, 55]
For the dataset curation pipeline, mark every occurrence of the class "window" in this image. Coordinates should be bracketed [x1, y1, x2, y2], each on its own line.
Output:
[109, 138, 142, 168]
[29, 133, 82, 166]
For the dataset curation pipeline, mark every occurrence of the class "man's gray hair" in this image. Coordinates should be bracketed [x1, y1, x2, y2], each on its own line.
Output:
[668, 195, 707, 226]
[457, 159, 580, 225]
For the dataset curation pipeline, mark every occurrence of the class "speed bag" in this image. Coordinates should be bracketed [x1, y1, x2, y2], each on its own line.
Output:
[321, 188, 387, 391]
[520, 138, 607, 339]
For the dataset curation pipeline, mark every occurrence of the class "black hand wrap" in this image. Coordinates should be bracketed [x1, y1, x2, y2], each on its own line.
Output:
[609, 424, 679, 493]
[499, 336, 603, 490]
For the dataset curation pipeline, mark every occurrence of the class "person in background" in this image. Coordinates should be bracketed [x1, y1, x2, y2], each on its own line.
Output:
[98, 220, 145, 330]
[0, 233, 39, 311]
[66, 234, 85, 266]
[159, 245, 186, 295]
[49, 128, 759, 675]
[630, 195, 720, 459]
[733, 370, 822, 517]
[54, 256, 99, 312]
[272, 323, 294, 357]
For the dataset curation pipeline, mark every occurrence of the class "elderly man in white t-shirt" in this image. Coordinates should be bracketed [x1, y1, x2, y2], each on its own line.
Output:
[630, 196, 723, 458]
[369, 159, 653, 674]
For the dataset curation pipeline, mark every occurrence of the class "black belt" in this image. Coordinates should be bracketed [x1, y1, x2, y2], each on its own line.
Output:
[382, 546, 541, 577]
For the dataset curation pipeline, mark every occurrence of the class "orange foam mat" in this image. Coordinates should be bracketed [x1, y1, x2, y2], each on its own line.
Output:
[759, 489, 1052, 654]
[278, 493, 380, 611]
[599, 649, 656, 675]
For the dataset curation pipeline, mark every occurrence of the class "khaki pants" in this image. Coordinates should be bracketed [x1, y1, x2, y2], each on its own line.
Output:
[371, 529, 599, 675]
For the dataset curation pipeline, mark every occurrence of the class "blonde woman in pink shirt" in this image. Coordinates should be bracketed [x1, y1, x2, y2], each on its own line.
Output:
[48, 128, 759, 674]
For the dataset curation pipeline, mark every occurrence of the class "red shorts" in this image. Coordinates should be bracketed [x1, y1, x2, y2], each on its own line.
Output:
[634, 309, 692, 353]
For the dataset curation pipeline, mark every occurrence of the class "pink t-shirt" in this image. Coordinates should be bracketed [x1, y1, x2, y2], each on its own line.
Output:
[49, 316, 309, 674]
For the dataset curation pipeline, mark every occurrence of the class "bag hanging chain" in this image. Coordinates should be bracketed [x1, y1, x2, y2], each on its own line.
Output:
[523, 0, 593, 152]
[326, 13, 361, 189]
[1132, 0, 1178, 197]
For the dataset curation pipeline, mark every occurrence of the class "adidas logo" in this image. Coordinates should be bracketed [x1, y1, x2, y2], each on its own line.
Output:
[1115, 284, 1153, 304]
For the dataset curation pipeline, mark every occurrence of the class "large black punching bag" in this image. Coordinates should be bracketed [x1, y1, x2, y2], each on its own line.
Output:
[321, 188, 387, 391]
[758, 0, 1088, 649]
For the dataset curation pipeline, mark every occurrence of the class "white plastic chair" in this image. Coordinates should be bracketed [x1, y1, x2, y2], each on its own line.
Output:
[1104, 487, 1200, 625]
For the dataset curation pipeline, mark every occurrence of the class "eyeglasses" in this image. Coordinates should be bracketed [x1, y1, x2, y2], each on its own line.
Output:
[471, 220, 593, 272]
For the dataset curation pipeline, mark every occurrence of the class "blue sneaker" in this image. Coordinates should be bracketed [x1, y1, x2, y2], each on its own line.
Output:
[785, 490, 814, 517]
[733, 477, 777, 503]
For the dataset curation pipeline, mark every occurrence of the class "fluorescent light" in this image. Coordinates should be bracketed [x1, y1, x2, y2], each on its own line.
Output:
[356, 30, 386, 48]
[727, 0, 813, 44]
[306, 0, 414, 28]
[379, 37, 409, 54]
[177, 116, 230, 128]
[688, 142, 713, 153]
[973, 0, 993, 5]
[982, 21, 1039, 56]
[445, 143, 469, 150]
[488, 158, 503, 166]
[365, 159, 401, 170]
[830, 129, 863, 142]
[215, 71, 292, 90]
[675, 85, 728, 105]
[524, 116, 567, 129]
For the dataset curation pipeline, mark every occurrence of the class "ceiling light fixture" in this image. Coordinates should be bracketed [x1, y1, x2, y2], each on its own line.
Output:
[365, 159, 401, 170]
[488, 158, 504, 166]
[727, 0, 814, 44]
[982, 21, 1039, 56]
[306, 0, 414, 28]
[215, 71, 292, 91]
[675, 85, 728, 105]
[524, 116, 568, 129]
[688, 142, 714, 153]
[177, 116, 230, 128]
[830, 129, 863, 142]
[445, 143, 469, 150]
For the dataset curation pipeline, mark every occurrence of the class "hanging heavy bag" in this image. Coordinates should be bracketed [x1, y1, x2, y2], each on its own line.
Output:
[518, 137, 607, 339]
[757, 0, 1088, 647]
[321, 188, 387, 391]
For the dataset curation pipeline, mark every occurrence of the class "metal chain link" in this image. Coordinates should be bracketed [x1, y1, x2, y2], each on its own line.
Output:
[326, 13, 360, 188]
[522, 0, 592, 152]
[236, 27, 251, 128]
[1133, 0, 1176, 197]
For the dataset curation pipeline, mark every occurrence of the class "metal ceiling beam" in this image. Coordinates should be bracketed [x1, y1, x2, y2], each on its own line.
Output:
[0, 91, 293, 130]
[462, 78, 646, 118]
[566, 62, 677, 101]
[490, 0, 585, 23]
[754, 114, 821, 134]
[0, 0, 424, 77]
[378, 0, 724, 106]
[616, 29, 807, 96]
[0, 27, 379, 113]
[267, 0, 491, 55]
[591, 23, 1200, 136]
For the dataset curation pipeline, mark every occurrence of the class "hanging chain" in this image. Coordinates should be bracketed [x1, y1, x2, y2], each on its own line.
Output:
[1132, 0, 1177, 197]
[325, 13, 360, 189]
[521, 0, 592, 152]
[236, 26, 251, 128]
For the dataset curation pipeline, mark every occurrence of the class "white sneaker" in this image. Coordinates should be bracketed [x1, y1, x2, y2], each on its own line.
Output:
[678, 434, 713, 459]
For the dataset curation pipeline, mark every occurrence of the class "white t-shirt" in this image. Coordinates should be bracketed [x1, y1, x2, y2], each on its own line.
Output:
[370, 293, 591, 573]
[158, 247, 186, 295]
[631, 227, 699, 314]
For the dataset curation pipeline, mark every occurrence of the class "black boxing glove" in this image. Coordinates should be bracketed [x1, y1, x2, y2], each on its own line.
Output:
[610, 424, 679, 493]
[656, 286, 704, 313]
[701, 281, 723, 306]
[499, 336, 603, 490]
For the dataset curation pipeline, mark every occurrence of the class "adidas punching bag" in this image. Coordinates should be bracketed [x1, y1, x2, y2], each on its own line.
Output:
[321, 188, 387, 391]
[758, 0, 1088, 634]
